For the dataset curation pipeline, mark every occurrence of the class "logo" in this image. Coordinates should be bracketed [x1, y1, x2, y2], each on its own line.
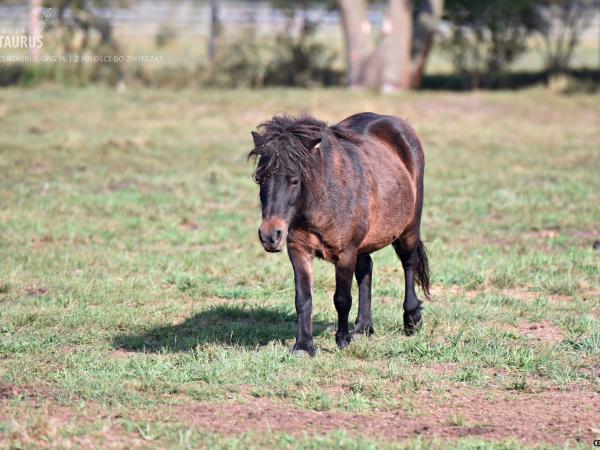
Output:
[33, 7, 54, 32]
[0, 7, 53, 49]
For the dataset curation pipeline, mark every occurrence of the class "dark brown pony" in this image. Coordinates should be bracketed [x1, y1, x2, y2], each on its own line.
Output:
[249, 113, 429, 356]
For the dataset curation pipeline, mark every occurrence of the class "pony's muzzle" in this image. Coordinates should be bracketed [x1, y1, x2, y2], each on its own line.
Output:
[258, 218, 286, 252]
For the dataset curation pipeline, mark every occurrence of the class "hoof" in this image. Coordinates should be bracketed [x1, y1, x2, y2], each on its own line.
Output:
[335, 331, 352, 349]
[404, 311, 423, 336]
[291, 341, 317, 357]
[352, 324, 375, 338]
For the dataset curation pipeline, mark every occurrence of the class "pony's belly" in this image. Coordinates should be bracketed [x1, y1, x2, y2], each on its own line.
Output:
[358, 230, 401, 254]
[358, 193, 414, 253]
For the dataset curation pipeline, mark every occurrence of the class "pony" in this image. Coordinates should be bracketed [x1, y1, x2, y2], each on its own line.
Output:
[249, 113, 429, 356]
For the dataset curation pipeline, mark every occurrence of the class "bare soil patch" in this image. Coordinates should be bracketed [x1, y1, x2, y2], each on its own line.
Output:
[0, 384, 52, 401]
[425, 363, 460, 377]
[584, 287, 600, 302]
[0, 384, 27, 400]
[24, 285, 49, 296]
[110, 349, 131, 359]
[429, 285, 479, 300]
[173, 388, 598, 446]
[526, 228, 561, 240]
[432, 284, 599, 304]
[180, 218, 201, 231]
[515, 320, 564, 343]
[0, 403, 144, 449]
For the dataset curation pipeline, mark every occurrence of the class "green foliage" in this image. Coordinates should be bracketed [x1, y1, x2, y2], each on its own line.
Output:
[263, 22, 342, 87]
[155, 24, 178, 48]
[203, 33, 267, 88]
[443, 0, 540, 88]
[33, 0, 125, 85]
[0, 64, 26, 87]
[533, 0, 594, 73]
[203, 23, 342, 88]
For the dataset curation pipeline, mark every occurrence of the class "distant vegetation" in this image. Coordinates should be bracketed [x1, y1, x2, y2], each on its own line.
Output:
[0, 0, 597, 90]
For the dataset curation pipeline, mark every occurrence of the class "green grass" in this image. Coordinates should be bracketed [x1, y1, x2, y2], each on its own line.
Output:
[0, 86, 599, 448]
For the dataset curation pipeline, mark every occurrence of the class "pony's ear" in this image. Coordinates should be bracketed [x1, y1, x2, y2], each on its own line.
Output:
[309, 138, 322, 151]
[252, 131, 265, 147]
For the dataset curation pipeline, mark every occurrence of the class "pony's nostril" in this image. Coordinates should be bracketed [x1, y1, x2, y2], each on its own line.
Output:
[269, 229, 282, 244]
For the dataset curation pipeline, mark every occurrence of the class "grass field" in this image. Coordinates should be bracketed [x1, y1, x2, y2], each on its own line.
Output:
[0, 86, 599, 448]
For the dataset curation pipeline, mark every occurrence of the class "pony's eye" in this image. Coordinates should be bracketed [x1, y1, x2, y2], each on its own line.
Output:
[291, 178, 300, 187]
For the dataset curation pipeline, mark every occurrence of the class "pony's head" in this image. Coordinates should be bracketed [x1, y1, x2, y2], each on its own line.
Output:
[249, 115, 324, 252]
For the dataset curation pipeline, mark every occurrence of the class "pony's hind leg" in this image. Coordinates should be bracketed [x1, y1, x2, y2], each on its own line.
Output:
[393, 236, 430, 335]
[353, 253, 375, 336]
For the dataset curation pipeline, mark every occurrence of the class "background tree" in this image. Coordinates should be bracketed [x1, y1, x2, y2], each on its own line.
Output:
[208, 0, 222, 61]
[443, 0, 539, 89]
[411, 0, 445, 87]
[337, 0, 445, 90]
[28, 0, 42, 57]
[534, 0, 593, 74]
[41, 0, 126, 85]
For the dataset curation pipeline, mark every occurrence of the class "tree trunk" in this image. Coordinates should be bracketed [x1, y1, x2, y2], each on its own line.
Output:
[337, 0, 444, 91]
[28, 0, 42, 57]
[381, 0, 413, 92]
[361, 44, 386, 89]
[208, 0, 221, 61]
[337, 0, 373, 87]
[410, 0, 444, 88]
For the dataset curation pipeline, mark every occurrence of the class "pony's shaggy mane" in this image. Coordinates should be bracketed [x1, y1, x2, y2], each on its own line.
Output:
[249, 114, 355, 183]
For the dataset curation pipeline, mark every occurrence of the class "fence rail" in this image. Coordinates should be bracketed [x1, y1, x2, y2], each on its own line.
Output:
[1, 1, 598, 38]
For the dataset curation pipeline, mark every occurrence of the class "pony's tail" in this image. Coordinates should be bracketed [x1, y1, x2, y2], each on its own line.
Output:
[414, 239, 430, 299]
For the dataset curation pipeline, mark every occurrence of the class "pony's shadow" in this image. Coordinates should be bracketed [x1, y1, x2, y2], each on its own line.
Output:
[113, 304, 330, 353]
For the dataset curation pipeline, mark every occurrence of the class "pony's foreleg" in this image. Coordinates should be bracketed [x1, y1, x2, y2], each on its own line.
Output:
[334, 253, 357, 349]
[289, 248, 316, 356]
[353, 253, 375, 336]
